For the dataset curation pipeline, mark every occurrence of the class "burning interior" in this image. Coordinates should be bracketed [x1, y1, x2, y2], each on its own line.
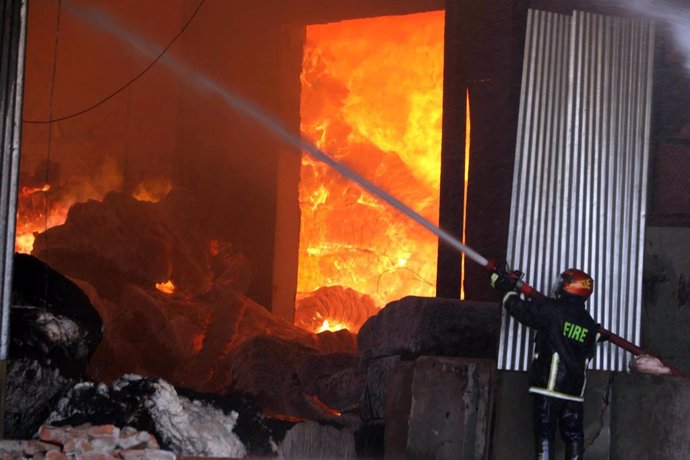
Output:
[295, 11, 444, 334]
[15, 2, 449, 396]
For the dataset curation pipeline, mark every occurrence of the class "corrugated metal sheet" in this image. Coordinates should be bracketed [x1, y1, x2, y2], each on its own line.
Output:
[0, 0, 28, 360]
[498, 9, 655, 372]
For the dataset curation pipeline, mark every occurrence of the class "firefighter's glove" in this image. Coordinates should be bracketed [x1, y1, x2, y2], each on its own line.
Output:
[490, 271, 518, 295]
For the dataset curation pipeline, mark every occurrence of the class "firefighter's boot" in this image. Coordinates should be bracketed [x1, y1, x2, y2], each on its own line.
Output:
[564, 440, 584, 460]
[535, 438, 554, 460]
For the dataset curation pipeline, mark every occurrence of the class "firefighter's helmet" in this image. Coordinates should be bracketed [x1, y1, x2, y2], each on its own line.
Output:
[556, 268, 594, 301]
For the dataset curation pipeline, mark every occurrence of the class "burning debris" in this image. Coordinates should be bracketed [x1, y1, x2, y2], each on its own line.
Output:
[226, 335, 364, 422]
[18, 189, 356, 395]
[295, 286, 378, 333]
[6, 254, 103, 438]
[7, 231, 503, 459]
[16, 157, 125, 255]
[10, 256, 102, 374]
[31, 190, 213, 300]
[6, 251, 362, 455]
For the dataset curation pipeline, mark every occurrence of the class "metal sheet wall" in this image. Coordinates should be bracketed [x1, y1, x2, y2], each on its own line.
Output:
[498, 9, 655, 372]
[0, 0, 28, 361]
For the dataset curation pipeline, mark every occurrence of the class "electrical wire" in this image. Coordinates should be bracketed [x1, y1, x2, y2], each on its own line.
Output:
[23, 0, 206, 124]
[41, 0, 64, 305]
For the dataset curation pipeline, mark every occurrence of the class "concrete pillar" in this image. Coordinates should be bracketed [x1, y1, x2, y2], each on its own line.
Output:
[611, 374, 690, 459]
[384, 356, 494, 459]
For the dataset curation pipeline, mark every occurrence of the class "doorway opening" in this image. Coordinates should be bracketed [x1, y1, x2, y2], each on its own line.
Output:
[295, 11, 446, 334]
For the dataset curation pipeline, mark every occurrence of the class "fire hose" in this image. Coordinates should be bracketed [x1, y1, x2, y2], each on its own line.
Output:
[371, 202, 684, 377]
[481, 260, 685, 377]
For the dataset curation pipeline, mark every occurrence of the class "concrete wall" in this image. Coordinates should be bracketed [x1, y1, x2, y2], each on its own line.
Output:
[611, 374, 690, 460]
[643, 226, 690, 375]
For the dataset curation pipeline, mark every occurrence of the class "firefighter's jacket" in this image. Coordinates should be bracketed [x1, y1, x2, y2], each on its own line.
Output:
[501, 291, 599, 402]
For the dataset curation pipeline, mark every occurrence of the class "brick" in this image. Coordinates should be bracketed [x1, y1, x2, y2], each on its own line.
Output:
[120, 427, 138, 436]
[77, 451, 118, 460]
[91, 437, 117, 453]
[118, 431, 159, 450]
[41, 442, 62, 454]
[64, 438, 93, 456]
[24, 440, 61, 456]
[71, 424, 93, 435]
[46, 451, 69, 460]
[119, 449, 176, 460]
[38, 425, 70, 446]
[87, 425, 120, 440]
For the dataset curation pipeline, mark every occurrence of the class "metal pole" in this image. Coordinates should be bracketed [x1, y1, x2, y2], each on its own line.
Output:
[0, 0, 28, 438]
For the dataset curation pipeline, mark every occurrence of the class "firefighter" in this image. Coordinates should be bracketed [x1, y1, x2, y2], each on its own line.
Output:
[491, 267, 600, 460]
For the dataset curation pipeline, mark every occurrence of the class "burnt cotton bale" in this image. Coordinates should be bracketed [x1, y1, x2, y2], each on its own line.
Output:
[357, 296, 501, 363]
[357, 297, 500, 426]
[6, 253, 103, 438]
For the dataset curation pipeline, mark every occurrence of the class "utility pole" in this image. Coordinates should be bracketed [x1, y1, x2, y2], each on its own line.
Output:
[0, 0, 29, 438]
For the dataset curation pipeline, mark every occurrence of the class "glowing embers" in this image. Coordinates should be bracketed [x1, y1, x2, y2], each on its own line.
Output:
[155, 280, 176, 295]
[132, 177, 173, 203]
[296, 11, 444, 333]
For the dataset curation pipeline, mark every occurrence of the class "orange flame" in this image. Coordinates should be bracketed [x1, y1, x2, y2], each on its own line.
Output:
[296, 11, 444, 331]
[20, 184, 51, 196]
[14, 158, 173, 254]
[15, 156, 125, 254]
[305, 394, 342, 417]
[15, 191, 72, 254]
[155, 280, 175, 294]
[132, 177, 172, 203]
[460, 89, 471, 300]
[316, 319, 349, 333]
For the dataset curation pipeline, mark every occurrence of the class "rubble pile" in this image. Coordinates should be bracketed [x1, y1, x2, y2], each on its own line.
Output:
[0, 424, 174, 460]
[44, 375, 270, 458]
[7, 189, 506, 458]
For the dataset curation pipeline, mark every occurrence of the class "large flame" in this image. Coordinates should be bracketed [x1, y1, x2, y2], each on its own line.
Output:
[296, 11, 444, 330]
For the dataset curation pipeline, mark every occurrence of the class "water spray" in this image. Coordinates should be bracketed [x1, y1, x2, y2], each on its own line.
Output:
[67, 3, 683, 376]
[619, 0, 690, 72]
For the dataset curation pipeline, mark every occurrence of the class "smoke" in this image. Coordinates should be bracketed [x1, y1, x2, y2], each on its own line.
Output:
[64, 2, 488, 267]
[619, 0, 690, 71]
